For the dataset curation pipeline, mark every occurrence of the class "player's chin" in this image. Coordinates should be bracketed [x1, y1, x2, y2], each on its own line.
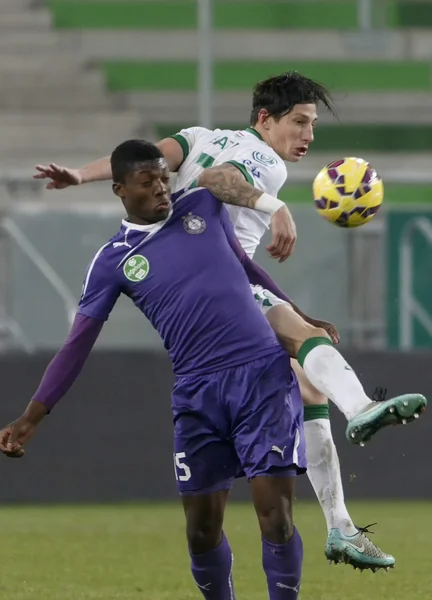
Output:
[151, 207, 170, 221]
[287, 153, 304, 163]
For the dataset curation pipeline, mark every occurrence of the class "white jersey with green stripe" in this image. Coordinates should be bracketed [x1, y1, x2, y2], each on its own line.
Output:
[171, 126, 287, 258]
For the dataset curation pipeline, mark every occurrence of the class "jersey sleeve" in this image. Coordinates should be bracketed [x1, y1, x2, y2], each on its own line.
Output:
[32, 314, 104, 412]
[226, 149, 287, 197]
[169, 126, 210, 163]
[77, 249, 121, 321]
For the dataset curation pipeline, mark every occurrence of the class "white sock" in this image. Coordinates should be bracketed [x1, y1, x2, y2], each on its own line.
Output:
[304, 417, 358, 536]
[301, 341, 371, 421]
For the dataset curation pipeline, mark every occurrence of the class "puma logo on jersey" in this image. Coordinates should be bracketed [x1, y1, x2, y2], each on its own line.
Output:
[276, 581, 301, 592]
[113, 228, 132, 249]
[195, 582, 212, 591]
[271, 445, 287, 459]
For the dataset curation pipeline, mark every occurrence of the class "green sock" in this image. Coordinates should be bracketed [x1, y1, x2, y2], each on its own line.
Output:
[297, 337, 333, 368]
[304, 404, 329, 422]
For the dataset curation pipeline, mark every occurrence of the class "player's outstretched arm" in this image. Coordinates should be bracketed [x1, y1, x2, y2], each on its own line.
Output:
[0, 314, 103, 458]
[197, 163, 297, 262]
[33, 137, 185, 190]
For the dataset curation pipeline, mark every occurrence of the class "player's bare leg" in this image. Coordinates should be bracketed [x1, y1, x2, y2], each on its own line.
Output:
[265, 301, 426, 445]
[182, 490, 236, 599]
[250, 475, 302, 599]
[292, 359, 395, 571]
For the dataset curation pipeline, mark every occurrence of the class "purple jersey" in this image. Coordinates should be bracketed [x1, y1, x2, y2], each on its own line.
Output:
[78, 188, 280, 375]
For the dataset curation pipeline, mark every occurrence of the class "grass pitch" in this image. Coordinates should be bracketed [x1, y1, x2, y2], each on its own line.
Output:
[1, 501, 430, 599]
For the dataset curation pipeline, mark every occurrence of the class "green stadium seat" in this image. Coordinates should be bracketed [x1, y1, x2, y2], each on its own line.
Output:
[49, 0, 432, 30]
[48, 0, 386, 30]
[101, 60, 432, 92]
[45, 0, 432, 156]
[396, 2, 432, 27]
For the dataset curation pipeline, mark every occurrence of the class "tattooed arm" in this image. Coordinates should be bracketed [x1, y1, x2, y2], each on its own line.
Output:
[197, 163, 297, 261]
[197, 163, 263, 208]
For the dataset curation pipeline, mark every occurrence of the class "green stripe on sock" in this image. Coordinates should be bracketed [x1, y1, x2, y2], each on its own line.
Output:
[297, 336, 333, 368]
[304, 404, 329, 422]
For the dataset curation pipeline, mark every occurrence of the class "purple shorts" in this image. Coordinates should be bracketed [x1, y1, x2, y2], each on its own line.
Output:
[172, 349, 306, 495]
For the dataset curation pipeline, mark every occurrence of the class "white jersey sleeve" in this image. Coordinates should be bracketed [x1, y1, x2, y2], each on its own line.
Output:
[170, 126, 211, 164]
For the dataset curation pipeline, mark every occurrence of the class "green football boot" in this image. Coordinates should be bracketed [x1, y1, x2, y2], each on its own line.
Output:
[346, 393, 427, 446]
[325, 525, 395, 572]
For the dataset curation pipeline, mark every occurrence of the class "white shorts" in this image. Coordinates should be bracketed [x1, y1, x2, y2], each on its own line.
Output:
[250, 284, 289, 315]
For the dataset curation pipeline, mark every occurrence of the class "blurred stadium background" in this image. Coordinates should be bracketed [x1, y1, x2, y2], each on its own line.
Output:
[1, 1, 432, 598]
[1, 0, 432, 352]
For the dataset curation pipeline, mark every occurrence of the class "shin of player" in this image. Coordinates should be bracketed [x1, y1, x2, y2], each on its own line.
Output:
[295, 364, 358, 536]
[184, 482, 302, 600]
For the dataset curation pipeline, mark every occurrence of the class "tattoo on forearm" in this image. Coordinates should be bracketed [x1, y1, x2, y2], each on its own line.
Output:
[197, 164, 261, 209]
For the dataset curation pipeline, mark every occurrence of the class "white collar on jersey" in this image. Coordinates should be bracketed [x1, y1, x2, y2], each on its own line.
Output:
[244, 127, 265, 142]
[121, 207, 173, 233]
[119, 187, 201, 233]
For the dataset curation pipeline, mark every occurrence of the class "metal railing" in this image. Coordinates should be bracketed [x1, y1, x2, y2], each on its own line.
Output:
[0, 218, 77, 334]
[399, 217, 432, 350]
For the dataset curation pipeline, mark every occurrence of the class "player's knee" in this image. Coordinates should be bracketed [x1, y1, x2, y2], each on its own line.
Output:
[302, 325, 330, 345]
[292, 325, 330, 357]
[256, 504, 295, 544]
[186, 516, 223, 554]
[310, 326, 330, 341]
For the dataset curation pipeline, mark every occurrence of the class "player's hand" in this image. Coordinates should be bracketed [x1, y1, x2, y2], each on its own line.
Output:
[0, 416, 37, 458]
[309, 318, 340, 344]
[33, 163, 82, 190]
[267, 205, 297, 262]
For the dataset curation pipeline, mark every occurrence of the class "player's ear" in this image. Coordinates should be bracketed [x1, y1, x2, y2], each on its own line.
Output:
[257, 108, 270, 127]
[112, 183, 123, 198]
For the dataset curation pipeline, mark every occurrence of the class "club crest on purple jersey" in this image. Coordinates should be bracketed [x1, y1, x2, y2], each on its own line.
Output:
[183, 213, 206, 235]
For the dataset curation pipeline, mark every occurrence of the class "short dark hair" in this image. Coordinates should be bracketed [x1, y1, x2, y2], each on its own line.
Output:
[111, 139, 164, 183]
[250, 71, 335, 125]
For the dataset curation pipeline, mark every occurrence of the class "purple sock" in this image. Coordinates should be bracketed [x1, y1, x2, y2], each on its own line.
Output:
[262, 528, 303, 599]
[190, 532, 235, 600]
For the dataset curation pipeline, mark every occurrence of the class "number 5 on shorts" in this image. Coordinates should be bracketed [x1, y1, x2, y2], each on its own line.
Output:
[174, 452, 191, 481]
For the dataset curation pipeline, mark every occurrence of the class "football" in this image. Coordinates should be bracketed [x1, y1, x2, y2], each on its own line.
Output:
[313, 157, 384, 228]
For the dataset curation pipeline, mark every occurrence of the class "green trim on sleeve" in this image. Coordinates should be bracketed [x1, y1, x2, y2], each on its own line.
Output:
[226, 160, 254, 186]
[169, 134, 190, 162]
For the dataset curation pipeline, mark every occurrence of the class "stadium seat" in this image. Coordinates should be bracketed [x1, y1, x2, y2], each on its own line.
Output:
[2, 0, 432, 184]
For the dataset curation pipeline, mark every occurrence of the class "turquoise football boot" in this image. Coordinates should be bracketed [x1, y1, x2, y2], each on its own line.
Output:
[346, 393, 427, 445]
[325, 525, 395, 572]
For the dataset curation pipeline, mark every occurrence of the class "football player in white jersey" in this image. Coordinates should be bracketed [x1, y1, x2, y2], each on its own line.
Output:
[34, 71, 426, 571]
